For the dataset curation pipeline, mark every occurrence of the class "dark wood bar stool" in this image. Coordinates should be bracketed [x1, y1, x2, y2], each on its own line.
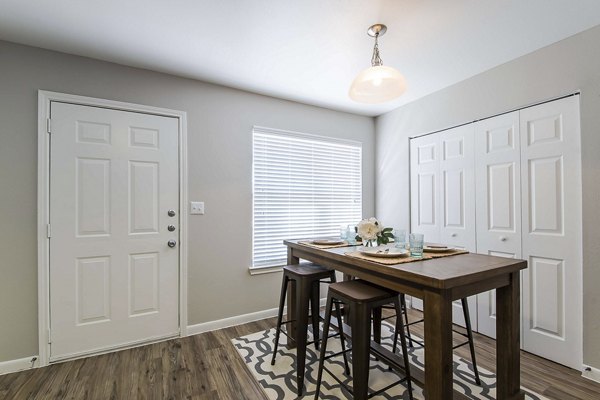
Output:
[390, 294, 481, 385]
[271, 263, 348, 395]
[315, 280, 414, 400]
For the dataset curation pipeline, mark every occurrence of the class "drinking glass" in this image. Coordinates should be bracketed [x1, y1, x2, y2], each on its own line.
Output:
[340, 225, 348, 240]
[346, 225, 357, 244]
[394, 229, 406, 249]
[409, 233, 424, 258]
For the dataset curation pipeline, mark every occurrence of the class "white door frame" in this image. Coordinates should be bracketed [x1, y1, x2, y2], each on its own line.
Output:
[37, 90, 188, 366]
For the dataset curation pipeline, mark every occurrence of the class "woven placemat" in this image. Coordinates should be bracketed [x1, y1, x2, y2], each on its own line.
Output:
[298, 240, 352, 249]
[426, 248, 469, 258]
[344, 251, 433, 265]
[344, 248, 469, 265]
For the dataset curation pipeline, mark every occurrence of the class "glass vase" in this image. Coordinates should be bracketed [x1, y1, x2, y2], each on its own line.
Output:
[363, 239, 378, 247]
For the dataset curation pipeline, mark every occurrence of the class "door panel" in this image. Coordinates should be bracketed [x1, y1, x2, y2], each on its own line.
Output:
[410, 134, 441, 243]
[439, 125, 477, 327]
[475, 111, 522, 339]
[49, 102, 180, 361]
[409, 127, 477, 328]
[520, 96, 582, 369]
[76, 158, 111, 236]
[440, 125, 476, 250]
[410, 134, 440, 312]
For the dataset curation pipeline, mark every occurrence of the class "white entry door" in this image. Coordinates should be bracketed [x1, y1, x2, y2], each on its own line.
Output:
[49, 102, 180, 361]
[520, 96, 582, 369]
[474, 111, 522, 339]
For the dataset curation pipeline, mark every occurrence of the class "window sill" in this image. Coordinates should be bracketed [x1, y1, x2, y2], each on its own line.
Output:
[248, 265, 285, 276]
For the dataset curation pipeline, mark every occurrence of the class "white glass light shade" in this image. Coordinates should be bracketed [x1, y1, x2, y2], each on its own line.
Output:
[349, 65, 407, 103]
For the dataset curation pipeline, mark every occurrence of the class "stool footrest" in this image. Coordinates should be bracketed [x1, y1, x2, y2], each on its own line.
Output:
[452, 340, 470, 350]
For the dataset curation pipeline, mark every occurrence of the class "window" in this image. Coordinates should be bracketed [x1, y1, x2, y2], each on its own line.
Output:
[252, 127, 362, 269]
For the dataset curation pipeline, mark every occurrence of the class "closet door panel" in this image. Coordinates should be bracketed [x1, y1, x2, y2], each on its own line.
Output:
[475, 111, 522, 339]
[440, 124, 476, 249]
[410, 133, 440, 311]
[439, 125, 477, 327]
[520, 96, 582, 369]
[410, 133, 441, 243]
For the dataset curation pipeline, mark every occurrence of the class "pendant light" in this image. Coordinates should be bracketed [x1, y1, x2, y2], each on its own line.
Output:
[349, 24, 407, 103]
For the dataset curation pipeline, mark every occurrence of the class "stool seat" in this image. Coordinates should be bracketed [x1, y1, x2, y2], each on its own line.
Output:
[283, 263, 333, 279]
[329, 280, 395, 303]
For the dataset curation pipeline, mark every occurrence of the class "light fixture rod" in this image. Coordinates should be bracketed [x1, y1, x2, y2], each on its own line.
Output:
[368, 24, 387, 67]
[371, 35, 382, 67]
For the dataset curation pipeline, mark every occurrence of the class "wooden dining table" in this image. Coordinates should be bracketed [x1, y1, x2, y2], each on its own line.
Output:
[284, 239, 527, 400]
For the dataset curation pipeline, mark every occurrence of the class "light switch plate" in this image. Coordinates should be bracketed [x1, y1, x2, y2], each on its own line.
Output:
[190, 201, 205, 215]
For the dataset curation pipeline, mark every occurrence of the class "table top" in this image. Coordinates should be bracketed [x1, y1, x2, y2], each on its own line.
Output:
[284, 239, 527, 290]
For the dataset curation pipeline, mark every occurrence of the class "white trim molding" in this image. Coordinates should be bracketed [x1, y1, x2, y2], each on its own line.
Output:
[582, 364, 600, 384]
[187, 299, 328, 336]
[187, 307, 280, 336]
[37, 90, 188, 366]
[0, 356, 39, 376]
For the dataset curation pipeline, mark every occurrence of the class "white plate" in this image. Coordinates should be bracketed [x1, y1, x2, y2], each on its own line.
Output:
[423, 245, 453, 253]
[359, 247, 409, 258]
[312, 239, 344, 245]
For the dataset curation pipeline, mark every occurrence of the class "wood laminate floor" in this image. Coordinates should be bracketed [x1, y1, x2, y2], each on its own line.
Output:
[1, 310, 599, 399]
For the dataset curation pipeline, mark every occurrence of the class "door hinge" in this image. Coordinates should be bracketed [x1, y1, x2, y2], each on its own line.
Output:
[46, 118, 52, 134]
[46, 224, 51, 238]
[47, 328, 52, 344]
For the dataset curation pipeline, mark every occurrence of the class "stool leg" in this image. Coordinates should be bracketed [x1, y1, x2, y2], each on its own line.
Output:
[461, 297, 481, 385]
[372, 306, 382, 344]
[271, 274, 289, 365]
[401, 294, 414, 348]
[310, 281, 321, 350]
[394, 297, 414, 399]
[334, 299, 350, 375]
[392, 293, 413, 353]
[314, 295, 335, 400]
[350, 302, 371, 400]
[295, 278, 312, 396]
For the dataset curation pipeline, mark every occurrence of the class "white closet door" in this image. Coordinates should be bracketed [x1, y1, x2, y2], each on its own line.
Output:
[409, 129, 478, 326]
[439, 125, 477, 327]
[410, 133, 441, 242]
[410, 133, 440, 311]
[520, 96, 582, 369]
[475, 111, 522, 339]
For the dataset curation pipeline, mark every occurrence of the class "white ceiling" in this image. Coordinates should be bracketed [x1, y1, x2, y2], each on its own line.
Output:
[2, 0, 600, 116]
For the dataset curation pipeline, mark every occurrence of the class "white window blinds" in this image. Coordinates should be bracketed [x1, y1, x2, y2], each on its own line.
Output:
[252, 127, 362, 269]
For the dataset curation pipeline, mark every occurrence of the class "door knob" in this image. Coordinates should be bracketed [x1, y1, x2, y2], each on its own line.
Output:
[451, 233, 457, 237]
[168, 225, 176, 232]
[167, 240, 177, 248]
[500, 236, 507, 242]
[168, 210, 176, 217]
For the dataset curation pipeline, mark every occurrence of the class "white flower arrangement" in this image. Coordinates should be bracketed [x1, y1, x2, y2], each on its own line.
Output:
[356, 217, 394, 246]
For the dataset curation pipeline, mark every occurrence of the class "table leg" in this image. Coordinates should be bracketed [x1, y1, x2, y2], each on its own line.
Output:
[286, 248, 300, 349]
[496, 272, 525, 400]
[424, 290, 453, 399]
[350, 302, 371, 400]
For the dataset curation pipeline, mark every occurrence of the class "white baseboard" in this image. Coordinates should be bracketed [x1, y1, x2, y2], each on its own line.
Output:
[187, 298, 327, 336]
[582, 364, 600, 383]
[0, 356, 39, 376]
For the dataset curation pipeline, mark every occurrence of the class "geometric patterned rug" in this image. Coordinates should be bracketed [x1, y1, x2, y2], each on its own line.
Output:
[232, 322, 549, 399]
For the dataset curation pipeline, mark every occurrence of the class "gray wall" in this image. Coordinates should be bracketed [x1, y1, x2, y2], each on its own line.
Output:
[0, 40, 375, 362]
[376, 25, 600, 369]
